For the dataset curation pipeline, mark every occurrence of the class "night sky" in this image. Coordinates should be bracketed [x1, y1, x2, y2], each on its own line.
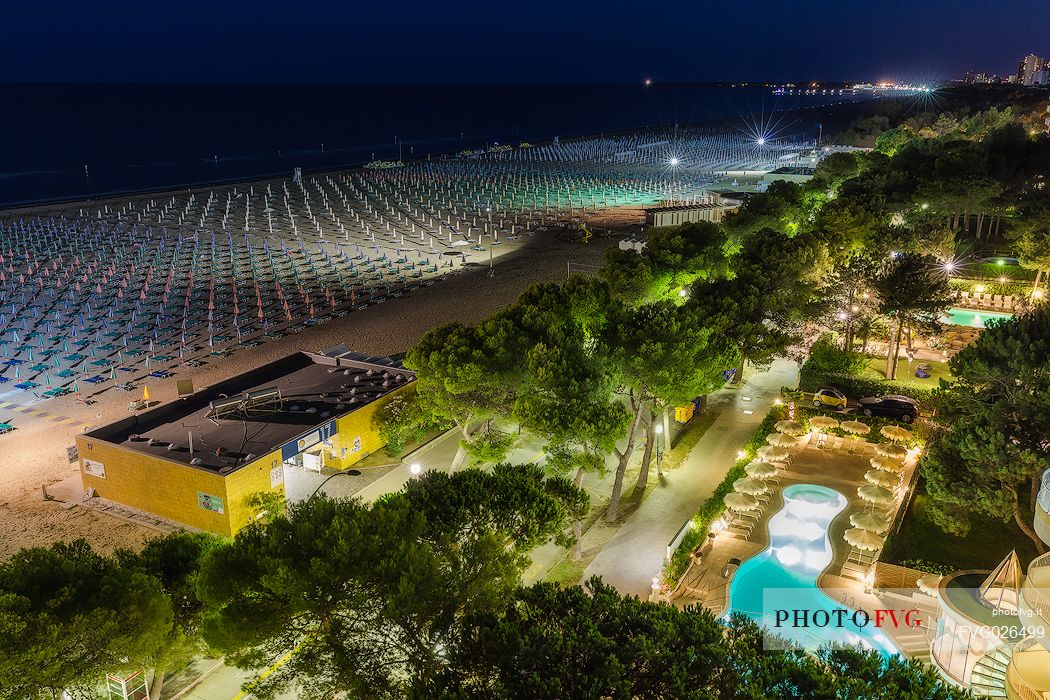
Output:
[3, 0, 1048, 84]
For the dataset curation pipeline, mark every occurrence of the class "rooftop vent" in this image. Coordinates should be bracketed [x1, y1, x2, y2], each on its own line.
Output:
[166, 443, 179, 451]
[190, 458, 203, 465]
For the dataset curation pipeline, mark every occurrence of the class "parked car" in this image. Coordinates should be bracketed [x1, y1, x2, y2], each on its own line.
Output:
[856, 395, 919, 423]
[812, 387, 848, 411]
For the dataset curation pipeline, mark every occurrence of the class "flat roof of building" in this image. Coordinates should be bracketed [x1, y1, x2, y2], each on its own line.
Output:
[83, 350, 414, 473]
[643, 200, 739, 214]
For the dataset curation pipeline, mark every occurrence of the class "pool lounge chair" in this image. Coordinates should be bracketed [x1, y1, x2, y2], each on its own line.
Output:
[958, 290, 970, 304]
[1003, 295, 1014, 310]
[992, 294, 1004, 309]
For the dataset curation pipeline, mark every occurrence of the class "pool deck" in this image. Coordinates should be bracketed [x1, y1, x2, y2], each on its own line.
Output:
[672, 432, 934, 658]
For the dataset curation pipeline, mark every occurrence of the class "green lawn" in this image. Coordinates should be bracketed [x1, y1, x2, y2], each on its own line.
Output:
[861, 357, 952, 391]
[882, 492, 1041, 571]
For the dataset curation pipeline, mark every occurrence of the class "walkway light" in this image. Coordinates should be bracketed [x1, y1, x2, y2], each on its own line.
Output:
[409, 462, 421, 476]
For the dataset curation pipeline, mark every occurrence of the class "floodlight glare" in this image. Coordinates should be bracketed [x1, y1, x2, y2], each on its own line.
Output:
[756, 137, 766, 145]
[669, 157, 680, 167]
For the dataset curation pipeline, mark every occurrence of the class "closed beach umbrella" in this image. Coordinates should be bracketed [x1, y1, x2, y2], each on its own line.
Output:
[840, 420, 871, 436]
[880, 425, 913, 442]
[844, 527, 884, 551]
[766, 432, 797, 448]
[849, 510, 890, 533]
[875, 442, 909, 460]
[858, 484, 895, 506]
[774, 419, 805, 436]
[809, 415, 840, 431]
[745, 460, 778, 478]
[870, 455, 905, 473]
[733, 477, 769, 496]
[757, 445, 790, 462]
[864, 469, 900, 489]
[724, 492, 759, 512]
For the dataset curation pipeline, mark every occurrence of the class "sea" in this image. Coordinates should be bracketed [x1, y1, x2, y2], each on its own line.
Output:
[0, 84, 870, 208]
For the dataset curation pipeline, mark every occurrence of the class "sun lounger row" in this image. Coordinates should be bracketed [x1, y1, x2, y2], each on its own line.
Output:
[956, 290, 1015, 310]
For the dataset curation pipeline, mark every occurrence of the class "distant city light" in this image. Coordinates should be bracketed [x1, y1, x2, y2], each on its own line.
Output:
[644, 78, 652, 86]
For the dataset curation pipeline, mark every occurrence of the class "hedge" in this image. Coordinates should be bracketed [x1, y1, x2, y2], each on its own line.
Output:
[798, 365, 934, 406]
[662, 405, 786, 586]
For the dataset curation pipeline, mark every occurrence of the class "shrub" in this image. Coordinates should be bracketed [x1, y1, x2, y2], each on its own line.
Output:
[807, 333, 868, 376]
[372, 392, 429, 457]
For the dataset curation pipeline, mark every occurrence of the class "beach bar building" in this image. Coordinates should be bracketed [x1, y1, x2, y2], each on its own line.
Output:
[75, 350, 414, 537]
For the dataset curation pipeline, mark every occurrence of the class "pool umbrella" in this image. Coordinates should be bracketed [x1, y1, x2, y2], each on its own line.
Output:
[844, 527, 884, 551]
[864, 469, 900, 489]
[841, 420, 871, 436]
[917, 574, 943, 596]
[849, 510, 890, 533]
[766, 432, 797, 448]
[774, 419, 805, 436]
[733, 477, 770, 496]
[870, 455, 905, 473]
[875, 442, 909, 460]
[840, 419, 872, 453]
[757, 445, 789, 462]
[809, 415, 840, 431]
[880, 425, 913, 442]
[745, 460, 777, 478]
[723, 492, 760, 512]
[858, 484, 895, 506]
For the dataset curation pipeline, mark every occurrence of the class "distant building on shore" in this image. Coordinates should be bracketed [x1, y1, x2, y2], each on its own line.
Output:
[1017, 53, 1049, 86]
[75, 350, 414, 536]
[643, 195, 741, 228]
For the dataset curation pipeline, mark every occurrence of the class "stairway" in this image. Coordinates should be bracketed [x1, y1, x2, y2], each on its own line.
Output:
[969, 644, 1012, 698]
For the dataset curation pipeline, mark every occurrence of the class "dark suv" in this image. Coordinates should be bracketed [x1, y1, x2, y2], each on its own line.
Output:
[856, 395, 919, 423]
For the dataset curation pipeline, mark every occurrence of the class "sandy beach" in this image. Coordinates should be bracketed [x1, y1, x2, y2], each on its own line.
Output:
[0, 228, 613, 556]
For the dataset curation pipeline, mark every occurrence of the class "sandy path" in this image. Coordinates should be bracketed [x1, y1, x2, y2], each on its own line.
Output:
[0, 233, 612, 557]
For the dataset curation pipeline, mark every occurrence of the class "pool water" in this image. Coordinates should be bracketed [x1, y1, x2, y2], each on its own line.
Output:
[723, 483, 899, 656]
[942, 307, 1013, 329]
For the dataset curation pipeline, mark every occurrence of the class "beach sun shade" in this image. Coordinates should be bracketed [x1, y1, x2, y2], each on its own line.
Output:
[869, 455, 905, 473]
[774, 419, 804, 436]
[757, 445, 790, 462]
[733, 477, 770, 495]
[745, 460, 777, 478]
[875, 442, 909, 460]
[809, 415, 840, 430]
[765, 432, 798, 448]
[849, 510, 890, 533]
[723, 492, 760, 512]
[880, 425, 913, 442]
[858, 484, 895, 506]
[844, 527, 884, 551]
[864, 469, 900, 489]
[840, 420, 871, 436]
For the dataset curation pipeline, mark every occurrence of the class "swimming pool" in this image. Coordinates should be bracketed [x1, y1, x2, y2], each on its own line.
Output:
[942, 307, 1013, 329]
[723, 483, 899, 656]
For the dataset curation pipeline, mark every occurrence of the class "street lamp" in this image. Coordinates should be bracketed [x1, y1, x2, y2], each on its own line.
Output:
[667, 157, 680, 205]
[655, 423, 664, 476]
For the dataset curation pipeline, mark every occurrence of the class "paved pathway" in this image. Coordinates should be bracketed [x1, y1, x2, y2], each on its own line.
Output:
[581, 359, 799, 598]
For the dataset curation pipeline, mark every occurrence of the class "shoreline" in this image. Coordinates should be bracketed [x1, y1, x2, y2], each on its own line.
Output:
[0, 97, 874, 213]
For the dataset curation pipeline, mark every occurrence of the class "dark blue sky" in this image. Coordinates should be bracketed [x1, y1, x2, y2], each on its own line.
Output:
[4, 0, 1048, 83]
